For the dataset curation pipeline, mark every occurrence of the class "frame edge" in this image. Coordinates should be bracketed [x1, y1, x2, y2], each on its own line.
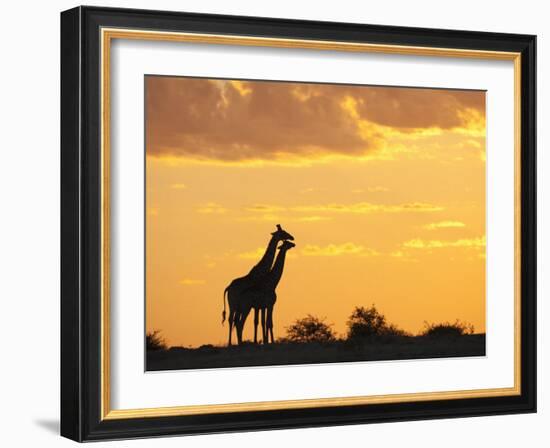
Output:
[519, 33, 537, 414]
[61, 6, 84, 442]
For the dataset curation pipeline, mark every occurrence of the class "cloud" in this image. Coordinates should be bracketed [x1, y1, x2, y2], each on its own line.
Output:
[244, 204, 286, 213]
[237, 214, 332, 223]
[389, 250, 419, 263]
[237, 248, 266, 260]
[295, 216, 332, 222]
[300, 187, 326, 194]
[368, 186, 390, 192]
[391, 250, 406, 258]
[146, 77, 375, 163]
[424, 220, 466, 230]
[403, 236, 485, 249]
[171, 183, 187, 190]
[236, 214, 281, 223]
[368, 186, 389, 192]
[293, 202, 443, 214]
[351, 186, 390, 193]
[351, 87, 485, 131]
[192, 198, 445, 231]
[301, 243, 379, 257]
[196, 202, 227, 214]
[234, 201, 444, 220]
[146, 76, 485, 163]
[179, 279, 206, 285]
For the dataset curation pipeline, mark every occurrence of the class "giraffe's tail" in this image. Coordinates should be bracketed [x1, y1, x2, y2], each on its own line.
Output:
[221, 286, 229, 325]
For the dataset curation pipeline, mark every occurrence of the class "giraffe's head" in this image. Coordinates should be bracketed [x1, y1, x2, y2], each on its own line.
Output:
[278, 240, 296, 252]
[271, 224, 294, 242]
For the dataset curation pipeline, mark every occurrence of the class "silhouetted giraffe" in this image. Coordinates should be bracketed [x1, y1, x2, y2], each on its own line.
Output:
[222, 225, 294, 345]
[238, 240, 296, 344]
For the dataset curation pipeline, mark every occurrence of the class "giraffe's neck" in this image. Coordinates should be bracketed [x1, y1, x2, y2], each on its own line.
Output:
[248, 236, 279, 278]
[267, 249, 288, 290]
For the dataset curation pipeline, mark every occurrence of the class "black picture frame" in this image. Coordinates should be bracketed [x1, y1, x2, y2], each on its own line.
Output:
[61, 5, 536, 442]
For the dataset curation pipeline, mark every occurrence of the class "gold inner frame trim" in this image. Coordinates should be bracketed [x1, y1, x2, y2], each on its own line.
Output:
[100, 27, 522, 420]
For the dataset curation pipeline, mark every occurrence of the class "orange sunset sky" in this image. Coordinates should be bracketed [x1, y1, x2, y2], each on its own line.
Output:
[145, 76, 486, 348]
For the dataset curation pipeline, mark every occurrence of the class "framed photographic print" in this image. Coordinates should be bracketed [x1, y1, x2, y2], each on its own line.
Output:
[60, 6, 536, 442]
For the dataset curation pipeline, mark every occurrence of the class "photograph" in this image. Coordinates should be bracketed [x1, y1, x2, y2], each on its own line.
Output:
[57, 4, 537, 442]
[145, 76, 487, 371]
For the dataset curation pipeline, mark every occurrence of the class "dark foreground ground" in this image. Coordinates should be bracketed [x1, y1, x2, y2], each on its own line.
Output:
[147, 334, 485, 371]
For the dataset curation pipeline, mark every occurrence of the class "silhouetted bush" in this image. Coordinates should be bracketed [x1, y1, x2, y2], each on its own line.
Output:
[381, 323, 410, 337]
[346, 305, 408, 340]
[197, 344, 219, 353]
[146, 330, 167, 351]
[420, 320, 475, 337]
[285, 314, 336, 343]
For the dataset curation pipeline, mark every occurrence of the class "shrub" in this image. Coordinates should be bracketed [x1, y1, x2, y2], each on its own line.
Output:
[146, 330, 167, 351]
[346, 305, 408, 340]
[285, 314, 336, 343]
[381, 323, 409, 337]
[421, 320, 475, 337]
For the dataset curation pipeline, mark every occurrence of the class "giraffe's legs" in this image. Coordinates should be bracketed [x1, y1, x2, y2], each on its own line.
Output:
[235, 311, 243, 345]
[228, 309, 236, 346]
[253, 308, 260, 344]
[266, 306, 274, 343]
[260, 308, 267, 344]
[237, 308, 252, 345]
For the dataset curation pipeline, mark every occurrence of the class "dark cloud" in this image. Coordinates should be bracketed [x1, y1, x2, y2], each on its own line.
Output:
[351, 87, 485, 130]
[146, 77, 484, 162]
